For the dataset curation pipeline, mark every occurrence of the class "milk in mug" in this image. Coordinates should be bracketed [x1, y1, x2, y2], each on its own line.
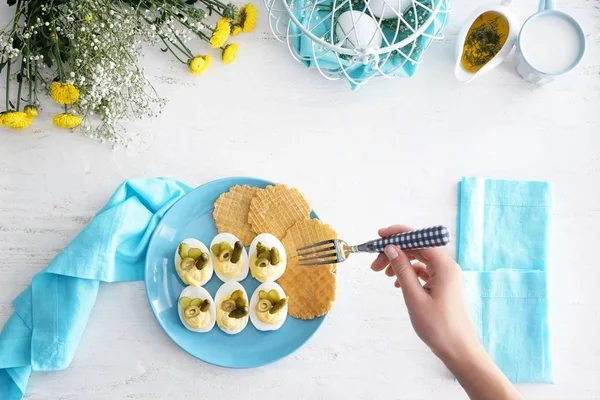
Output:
[516, 12, 585, 82]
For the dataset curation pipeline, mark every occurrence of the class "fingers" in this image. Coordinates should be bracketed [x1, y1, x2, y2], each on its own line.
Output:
[412, 261, 430, 282]
[385, 265, 395, 277]
[378, 224, 413, 238]
[384, 245, 427, 307]
[370, 252, 389, 272]
[379, 224, 452, 265]
[394, 262, 430, 288]
[371, 247, 421, 272]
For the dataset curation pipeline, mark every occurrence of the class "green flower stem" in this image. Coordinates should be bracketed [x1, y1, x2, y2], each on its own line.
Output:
[168, 38, 192, 59]
[174, 15, 213, 41]
[159, 35, 187, 64]
[26, 45, 33, 105]
[173, 32, 194, 59]
[189, 0, 227, 15]
[3, 0, 24, 111]
[34, 62, 39, 104]
[165, 0, 226, 15]
[5, 59, 10, 111]
[16, 59, 25, 110]
[50, 8, 66, 82]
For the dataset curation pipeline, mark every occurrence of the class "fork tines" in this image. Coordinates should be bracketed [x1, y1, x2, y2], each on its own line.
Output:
[297, 239, 339, 266]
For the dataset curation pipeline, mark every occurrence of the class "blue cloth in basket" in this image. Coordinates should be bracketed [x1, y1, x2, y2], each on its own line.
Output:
[0, 178, 192, 399]
[457, 177, 554, 383]
[290, 0, 449, 89]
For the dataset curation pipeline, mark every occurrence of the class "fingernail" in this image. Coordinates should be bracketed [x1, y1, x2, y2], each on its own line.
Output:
[384, 245, 399, 260]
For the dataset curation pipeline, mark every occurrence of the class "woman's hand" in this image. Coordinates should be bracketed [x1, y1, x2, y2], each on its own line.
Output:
[371, 225, 524, 400]
[370, 224, 479, 360]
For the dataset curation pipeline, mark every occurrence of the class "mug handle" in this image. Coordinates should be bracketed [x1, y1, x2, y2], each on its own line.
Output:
[539, 0, 556, 12]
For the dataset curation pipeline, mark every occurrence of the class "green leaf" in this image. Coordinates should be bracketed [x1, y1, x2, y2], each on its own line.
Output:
[13, 35, 22, 50]
[43, 54, 53, 68]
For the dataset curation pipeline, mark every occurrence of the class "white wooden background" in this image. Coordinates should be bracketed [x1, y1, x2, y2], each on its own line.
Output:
[1, 0, 599, 398]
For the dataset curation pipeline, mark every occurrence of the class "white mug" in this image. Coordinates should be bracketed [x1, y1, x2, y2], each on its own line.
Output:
[515, 0, 586, 83]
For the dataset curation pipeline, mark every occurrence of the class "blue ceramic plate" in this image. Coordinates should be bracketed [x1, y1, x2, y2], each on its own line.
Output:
[145, 177, 326, 368]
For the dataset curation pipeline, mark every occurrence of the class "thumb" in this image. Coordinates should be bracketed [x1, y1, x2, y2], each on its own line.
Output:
[384, 245, 426, 306]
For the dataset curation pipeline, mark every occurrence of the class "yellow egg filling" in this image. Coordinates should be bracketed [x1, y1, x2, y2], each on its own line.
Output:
[217, 304, 246, 330]
[177, 261, 210, 285]
[183, 309, 211, 329]
[214, 258, 243, 279]
[249, 253, 281, 281]
[257, 308, 286, 324]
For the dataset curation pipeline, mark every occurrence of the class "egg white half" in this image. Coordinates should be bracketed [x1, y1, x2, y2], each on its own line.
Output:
[249, 233, 287, 282]
[214, 281, 249, 335]
[178, 286, 216, 333]
[210, 233, 249, 282]
[174, 238, 214, 286]
[249, 281, 288, 331]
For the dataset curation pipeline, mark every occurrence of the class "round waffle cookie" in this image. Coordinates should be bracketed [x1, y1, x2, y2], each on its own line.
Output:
[282, 218, 338, 262]
[248, 184, 311, 240]
[278, 257, 336, 320]
[213, 185, 259, 246]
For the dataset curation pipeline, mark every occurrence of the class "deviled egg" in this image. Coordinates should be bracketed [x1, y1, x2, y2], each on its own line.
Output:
[249, 233, 287, 282]
[210, 233, 249, 282]
[178, 286, 216, 332]
[175, 238, 213, 286]
[249, 282, 288, 331]
[214, 281, 249, 334]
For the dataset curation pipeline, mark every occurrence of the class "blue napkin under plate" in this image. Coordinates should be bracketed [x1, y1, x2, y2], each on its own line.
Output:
[0, 178, 192, 399]
[457, 177, 554, 384]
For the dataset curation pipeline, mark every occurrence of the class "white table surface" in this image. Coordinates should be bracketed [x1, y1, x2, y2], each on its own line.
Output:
[1, 0, 599, 398]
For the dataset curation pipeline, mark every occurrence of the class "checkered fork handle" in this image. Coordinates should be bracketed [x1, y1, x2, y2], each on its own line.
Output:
[357, 225, 451, 253]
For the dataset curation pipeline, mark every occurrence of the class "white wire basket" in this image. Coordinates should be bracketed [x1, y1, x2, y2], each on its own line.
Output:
[265, 0, 450, 88]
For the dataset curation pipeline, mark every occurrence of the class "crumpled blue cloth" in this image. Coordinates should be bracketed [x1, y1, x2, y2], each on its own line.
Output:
[0, 178, 192, 399]
[457, 177, 554, 383]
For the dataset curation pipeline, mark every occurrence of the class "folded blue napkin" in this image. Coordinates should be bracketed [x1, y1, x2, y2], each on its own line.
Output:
[457, 177, 554, 383]
[0, 178, 192, 399]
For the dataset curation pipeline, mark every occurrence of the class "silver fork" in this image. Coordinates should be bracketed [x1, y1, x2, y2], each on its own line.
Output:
[297, 225, 451, 266]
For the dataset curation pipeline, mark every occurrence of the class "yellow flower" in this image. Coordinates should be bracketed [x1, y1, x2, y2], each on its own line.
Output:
[231, 24, 242, 36]
[50, 82, 80, 105]
[210, 18, 231, 48]
[0, 111, 33, 130]
[189, 55, 212, 75]
[222, 44, 239, 65]
[237, 3, 258, 33]
[202, 55, 212, 71]
[24, 105, 39, 117]
[53, 113, 82, 129]
[85, 14, 93, 22]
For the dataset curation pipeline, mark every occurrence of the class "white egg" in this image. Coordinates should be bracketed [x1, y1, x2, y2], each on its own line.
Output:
[174, 238, 213, 286]
[249, 282, 288, 332]
[335, 11, 383, 50]
[178, 286, 216, 333]
[210, 233, 249, 282]
[214, 281, 249, 335]
[366, 0, 408, 20]
[249, 233, 287, 283]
